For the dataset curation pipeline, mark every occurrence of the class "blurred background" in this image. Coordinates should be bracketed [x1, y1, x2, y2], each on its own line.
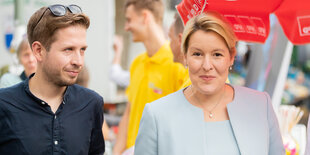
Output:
[0, 0, 309, 154]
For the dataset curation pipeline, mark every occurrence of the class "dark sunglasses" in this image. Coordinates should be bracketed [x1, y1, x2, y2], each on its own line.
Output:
[33, 4, 83, 30]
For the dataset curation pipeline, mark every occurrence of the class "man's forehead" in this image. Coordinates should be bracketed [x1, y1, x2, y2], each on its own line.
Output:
[51, 26, 87, 43]
[126, 5, 142, 15]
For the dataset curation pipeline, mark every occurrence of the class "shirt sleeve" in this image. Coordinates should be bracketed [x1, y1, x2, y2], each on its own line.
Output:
[88, 97, 105, 155]
[109, 64, 130, 87]
[265, 92, 285, 154]
[134, 103, 158, 155]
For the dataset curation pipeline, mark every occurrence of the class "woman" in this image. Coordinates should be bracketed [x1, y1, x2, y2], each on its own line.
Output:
[134, 12, 285, 155]
[0, 37, 37, 88]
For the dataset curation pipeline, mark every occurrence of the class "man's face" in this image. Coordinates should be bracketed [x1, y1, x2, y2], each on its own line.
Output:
[168, 21, 183, 64]
[124, 5, 145, 42]
[19, 44, 37, 76]
[41, 25, 87, 86]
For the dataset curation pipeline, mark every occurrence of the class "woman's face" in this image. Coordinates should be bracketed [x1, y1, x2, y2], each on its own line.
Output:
[185, 30, 234, 95]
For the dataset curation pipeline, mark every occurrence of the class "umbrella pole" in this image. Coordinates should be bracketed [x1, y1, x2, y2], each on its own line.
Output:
[271, 41, 293, 108]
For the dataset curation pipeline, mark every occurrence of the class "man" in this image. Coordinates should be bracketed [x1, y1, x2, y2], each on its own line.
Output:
[168, 13, 191, 89]
[168, 13, 185, 66]
[0, 4, 105, 154]
[113, 0, 187, 154]
[0, 37, 37, 88]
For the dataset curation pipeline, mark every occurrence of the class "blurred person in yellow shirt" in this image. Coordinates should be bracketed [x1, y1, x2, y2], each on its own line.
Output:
[112, 0, 188, 154]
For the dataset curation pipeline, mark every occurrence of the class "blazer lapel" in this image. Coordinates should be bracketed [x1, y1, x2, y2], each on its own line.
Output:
[227, 86, 267, 155]
[228, 101, 252, 155]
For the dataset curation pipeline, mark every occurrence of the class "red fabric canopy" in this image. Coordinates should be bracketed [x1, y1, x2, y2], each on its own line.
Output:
[176, 0, 310, 44]
[274, 0, 310, 44]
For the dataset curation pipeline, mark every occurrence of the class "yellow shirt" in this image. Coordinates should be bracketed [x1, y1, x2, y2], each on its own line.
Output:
[179, 70, 191, 89]
[126, 42, 187, 148]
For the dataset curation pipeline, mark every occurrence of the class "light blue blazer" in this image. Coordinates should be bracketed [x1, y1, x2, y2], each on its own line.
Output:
[134, 85, 285, 155]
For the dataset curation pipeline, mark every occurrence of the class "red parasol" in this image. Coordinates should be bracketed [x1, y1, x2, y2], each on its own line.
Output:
[176, 0, 310, 44]
[274, 0, 310, 44]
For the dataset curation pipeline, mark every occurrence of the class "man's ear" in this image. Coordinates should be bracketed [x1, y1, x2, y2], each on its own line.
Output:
[31, 41, 45, 62]
[178, 33, 183, 45]
[141, 9, 149, 24]
[142, 9, 155, 25]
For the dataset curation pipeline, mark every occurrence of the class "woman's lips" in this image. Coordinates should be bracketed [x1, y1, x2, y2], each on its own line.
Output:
[199, 75, 216, 81]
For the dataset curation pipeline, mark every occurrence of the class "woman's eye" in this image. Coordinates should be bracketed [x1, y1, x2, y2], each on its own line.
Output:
[214, 53, 223, 57]
[193, 52, 201, 56]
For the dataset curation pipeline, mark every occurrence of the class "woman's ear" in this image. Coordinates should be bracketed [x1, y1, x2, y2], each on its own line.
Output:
[31, 41, 45, 62]
[230, 47, 237, 65]
[178, 33, 183, 45]
[184, 52, 188, 66]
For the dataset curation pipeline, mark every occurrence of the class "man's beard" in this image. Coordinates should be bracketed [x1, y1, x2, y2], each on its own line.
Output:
[42, 63, 79, 87]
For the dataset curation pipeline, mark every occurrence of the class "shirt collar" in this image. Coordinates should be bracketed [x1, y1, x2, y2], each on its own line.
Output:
[141, 41, 173, 64]
[20, 71, 27, 80]
[23, 73, 70, 104]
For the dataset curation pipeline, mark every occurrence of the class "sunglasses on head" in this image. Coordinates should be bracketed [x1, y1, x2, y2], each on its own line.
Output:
[33, 4, 83, 30]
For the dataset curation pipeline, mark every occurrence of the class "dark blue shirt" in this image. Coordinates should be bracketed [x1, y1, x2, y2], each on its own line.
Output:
[0, 76, 105, 154]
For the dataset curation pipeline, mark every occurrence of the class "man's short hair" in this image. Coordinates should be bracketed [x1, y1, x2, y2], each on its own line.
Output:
[27, 6, 90, 51]
[174, 13, 184, 35]
[16, 37, 29, 59]
[125, 0, 164, 24]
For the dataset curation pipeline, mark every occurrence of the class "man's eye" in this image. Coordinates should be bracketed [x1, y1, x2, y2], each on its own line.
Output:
[65, 48, 73, 51]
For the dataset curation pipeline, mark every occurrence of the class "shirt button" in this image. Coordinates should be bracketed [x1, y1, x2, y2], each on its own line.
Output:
[54, 140, 58, 145]
[54, 115, 57, 119]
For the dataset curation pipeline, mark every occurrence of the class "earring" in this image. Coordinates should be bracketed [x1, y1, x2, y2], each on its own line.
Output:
[185, 64, 188, 69]
[229, 66, 233, 71]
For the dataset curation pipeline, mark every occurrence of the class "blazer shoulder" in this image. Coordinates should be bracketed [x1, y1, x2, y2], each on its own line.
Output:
[235, 85, 269, 99]
[233, 85, 270, 108]
[147, 89, 184, 111]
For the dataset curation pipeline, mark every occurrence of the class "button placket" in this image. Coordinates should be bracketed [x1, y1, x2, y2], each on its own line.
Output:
[53, 114, 60, 152]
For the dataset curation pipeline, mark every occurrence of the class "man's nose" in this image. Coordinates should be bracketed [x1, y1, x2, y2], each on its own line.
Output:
[72, 51, 84, 67]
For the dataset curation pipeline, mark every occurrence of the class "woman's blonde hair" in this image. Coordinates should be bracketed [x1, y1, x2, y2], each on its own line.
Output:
[181, 11, 237, 56]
